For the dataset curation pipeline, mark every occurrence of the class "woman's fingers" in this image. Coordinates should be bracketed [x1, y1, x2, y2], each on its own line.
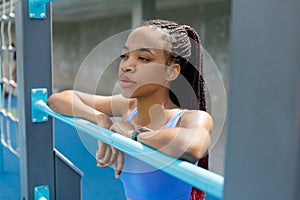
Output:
[115, 151, 124, 179]
[99, 146, 112, 167]
[96, 141, 106, 166]
[96, 141, 108, 167]
[97, 146, 118, 167]
[98, 141, 107, 155]
[96, 144, 125, 179]
[106, 147, 118, 166]
[96, 150, 108, 168]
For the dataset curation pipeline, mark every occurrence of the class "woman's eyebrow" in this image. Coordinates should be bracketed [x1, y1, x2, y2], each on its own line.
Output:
[137, 48, 155, 55]
[122, 46, 155, 55]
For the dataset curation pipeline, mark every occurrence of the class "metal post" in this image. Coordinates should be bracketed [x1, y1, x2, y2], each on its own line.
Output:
[224, 0, 300, 199]
[131, 0, 155, 28]
[15, 0, 55, 199]
[0, 140, 3, 173]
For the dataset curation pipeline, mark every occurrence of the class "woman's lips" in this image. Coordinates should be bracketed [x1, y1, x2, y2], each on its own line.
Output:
[119, 76, 136, 88]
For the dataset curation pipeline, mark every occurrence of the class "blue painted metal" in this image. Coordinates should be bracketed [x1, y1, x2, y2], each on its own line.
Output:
[32, 96, 224, 199]
[28, 0, 52, 19]
[0, 140, 3, 174]
[31, 88, 48, 123]
[0, 81, 2, 174]
[16, 1, 55, 199]
[34, 185, 50, 200]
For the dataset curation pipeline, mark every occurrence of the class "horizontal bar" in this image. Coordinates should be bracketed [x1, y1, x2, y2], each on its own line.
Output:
[34, 99, 224, 199]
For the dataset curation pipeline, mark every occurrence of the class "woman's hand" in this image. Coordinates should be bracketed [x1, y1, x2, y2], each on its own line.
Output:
[95, 114, 124, 178]
[96, 116, 135, 179]
[96, 140, 124, 179]
[96, 113, 113, 129]
[109, 121, 135, 138]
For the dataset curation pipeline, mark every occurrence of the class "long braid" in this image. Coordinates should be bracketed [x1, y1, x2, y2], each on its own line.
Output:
[184, 25, 208, 200]
[141, 20, 208, 200]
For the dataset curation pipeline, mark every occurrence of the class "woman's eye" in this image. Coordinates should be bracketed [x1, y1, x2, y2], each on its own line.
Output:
[120, 54, 128, 60]
[139, 57, 150, 62]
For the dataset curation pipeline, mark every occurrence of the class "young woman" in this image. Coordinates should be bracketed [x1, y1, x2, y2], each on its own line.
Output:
[47, 19, 213, 200]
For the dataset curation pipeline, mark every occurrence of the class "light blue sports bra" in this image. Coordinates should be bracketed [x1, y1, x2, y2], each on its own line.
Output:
[119, 108, 192, 200]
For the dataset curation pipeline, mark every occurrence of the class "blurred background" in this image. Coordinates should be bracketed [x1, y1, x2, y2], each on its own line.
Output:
[2, 0, 299, 199]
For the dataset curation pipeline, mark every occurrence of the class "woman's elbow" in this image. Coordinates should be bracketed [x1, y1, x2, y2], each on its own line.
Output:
[47, 93, 59, 109]
[47, 90, 73, 111]
[185, 131, 211, 163]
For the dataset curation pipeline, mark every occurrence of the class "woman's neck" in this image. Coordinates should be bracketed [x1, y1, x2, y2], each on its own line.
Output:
[134, 90, 178, 127]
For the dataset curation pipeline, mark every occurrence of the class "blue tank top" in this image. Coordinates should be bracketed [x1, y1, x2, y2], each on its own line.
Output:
[119, 108, 192, 200]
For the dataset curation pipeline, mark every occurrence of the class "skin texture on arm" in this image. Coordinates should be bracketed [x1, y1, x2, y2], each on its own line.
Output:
[47, 90, 132, 123]
[101, 110, 212, 177]
[136, 110, 213, 163]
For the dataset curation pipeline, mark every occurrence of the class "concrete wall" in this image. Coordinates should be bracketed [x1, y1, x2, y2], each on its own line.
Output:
[53, 2, 230, 92]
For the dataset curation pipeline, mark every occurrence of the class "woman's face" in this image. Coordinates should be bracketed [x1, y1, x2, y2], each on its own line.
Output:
[118, 26, 171, 98]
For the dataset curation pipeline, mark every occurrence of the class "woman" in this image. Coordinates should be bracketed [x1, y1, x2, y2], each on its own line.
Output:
[47, 19, 213, 200]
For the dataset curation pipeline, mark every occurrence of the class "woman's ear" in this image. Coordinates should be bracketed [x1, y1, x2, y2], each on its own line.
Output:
[166, 63, 181, 81]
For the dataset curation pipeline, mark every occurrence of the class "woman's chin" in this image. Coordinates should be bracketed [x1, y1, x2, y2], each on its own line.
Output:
[120, 90, 134, 99]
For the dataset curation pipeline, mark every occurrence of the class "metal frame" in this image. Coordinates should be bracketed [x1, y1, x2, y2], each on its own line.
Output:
[0, 140, 3, 173]
[15, 1, 82, 199]
[15, 0, 55, 199]
[223, 0, 300, 199]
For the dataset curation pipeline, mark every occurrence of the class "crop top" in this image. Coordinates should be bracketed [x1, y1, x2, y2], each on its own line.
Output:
[119, 108, 193, 200]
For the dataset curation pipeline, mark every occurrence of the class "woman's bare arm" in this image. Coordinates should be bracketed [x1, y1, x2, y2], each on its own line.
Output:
[47, 90, 131, 123]
[136, 110, 213, 163]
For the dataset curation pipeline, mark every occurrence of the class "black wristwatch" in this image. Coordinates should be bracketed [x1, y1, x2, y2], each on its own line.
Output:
[131, 127, 152, 141]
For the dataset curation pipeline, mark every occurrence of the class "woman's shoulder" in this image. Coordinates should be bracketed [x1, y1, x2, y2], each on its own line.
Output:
[180, 110, 213, 131]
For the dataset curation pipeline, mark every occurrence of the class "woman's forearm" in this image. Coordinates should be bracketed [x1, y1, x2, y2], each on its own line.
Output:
[47, 90, 102, 123]
[136, 127, 210, 163]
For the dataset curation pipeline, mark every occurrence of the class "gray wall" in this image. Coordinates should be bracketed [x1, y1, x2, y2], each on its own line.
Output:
[224, 0, 300, 199]
[53, 2, 230, 92]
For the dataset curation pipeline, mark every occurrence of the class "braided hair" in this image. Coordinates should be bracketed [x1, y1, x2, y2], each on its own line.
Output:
[140, 19, 208, 200]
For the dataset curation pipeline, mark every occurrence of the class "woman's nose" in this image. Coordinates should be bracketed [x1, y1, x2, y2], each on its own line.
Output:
[120, 59, 136, 72]
[120, 66, 136, 72]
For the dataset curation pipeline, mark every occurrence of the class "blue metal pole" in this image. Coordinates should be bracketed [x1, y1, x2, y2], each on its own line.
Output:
[0, 65, 3, 174]
[33, 98, 224, 199]
[0, 84, 2, 174]
[15, 1, 55, 199]
[0, 139, 3, 174]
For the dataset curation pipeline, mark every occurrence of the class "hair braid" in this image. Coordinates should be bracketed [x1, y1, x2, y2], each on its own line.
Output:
[141, 20, 208, 200]
[141, 20, 206, 111]
[182, 25, 208, 200]
[183, 25, 206, 111]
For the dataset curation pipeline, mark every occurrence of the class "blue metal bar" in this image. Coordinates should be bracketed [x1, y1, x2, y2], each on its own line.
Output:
[0, 66, 3, 174]
[0, 139, 3, 173]
[33, 98, 224, 199]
